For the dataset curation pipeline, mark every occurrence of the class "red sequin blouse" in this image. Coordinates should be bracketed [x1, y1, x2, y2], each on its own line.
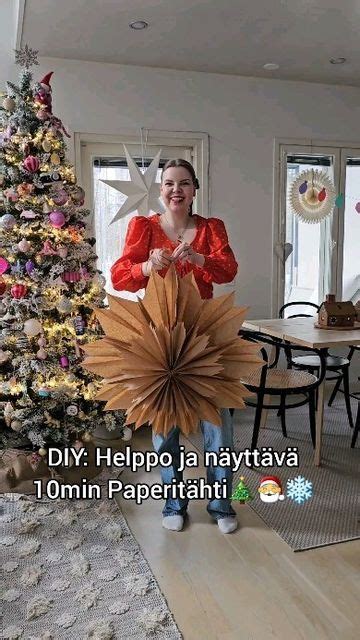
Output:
[110, 214, 238, 299]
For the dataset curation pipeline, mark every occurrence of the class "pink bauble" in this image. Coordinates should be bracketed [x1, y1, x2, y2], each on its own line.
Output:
[0, 257, 10, 275]
[52, 189, 68, 206]
[62, 271, 81, 283]
[49, 210, 66, 228]
[18, 238, 31, 252]
[57, 245, 68, 258]
[355, 202, 360, 214]
[23, 155, 40, 173]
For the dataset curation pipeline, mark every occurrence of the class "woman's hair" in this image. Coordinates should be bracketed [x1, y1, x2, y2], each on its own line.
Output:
[161, 158, 199, 216]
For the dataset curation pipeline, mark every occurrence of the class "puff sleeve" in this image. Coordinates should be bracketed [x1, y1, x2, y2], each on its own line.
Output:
[110, 216, 151, 292]
[201, 218, 238, 284]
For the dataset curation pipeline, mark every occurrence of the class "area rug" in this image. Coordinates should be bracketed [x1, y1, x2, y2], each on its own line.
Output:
[186, 399, 360, 551]
[0, 470, 182, 639]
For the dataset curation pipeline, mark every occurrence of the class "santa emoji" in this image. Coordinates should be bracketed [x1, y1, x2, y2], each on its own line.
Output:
[258, 476, 285, 503]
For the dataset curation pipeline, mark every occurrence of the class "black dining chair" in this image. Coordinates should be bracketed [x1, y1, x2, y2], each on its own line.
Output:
[279, 301, 354, 429]
[351, 399, 359, 448]
[237, 330, 326, 456]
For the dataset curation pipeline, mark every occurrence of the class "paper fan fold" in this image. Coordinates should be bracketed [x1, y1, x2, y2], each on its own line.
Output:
[289, 169, 336, 223]
[82, 265, 263, 435]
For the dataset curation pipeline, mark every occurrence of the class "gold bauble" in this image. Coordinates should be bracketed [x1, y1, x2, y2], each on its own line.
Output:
[42, 140, 52, 152]
[82, 432, 92, 442]
[78, 411, 85, 419]
[38, 447, 47, 457]
[50, 152, 60, 165]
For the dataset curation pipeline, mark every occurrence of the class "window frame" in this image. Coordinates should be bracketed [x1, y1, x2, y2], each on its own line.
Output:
[74, 130, 209, 235]
[272, 137, 360, 315]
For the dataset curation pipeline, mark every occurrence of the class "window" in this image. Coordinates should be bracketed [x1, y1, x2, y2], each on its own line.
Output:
[273, 141, 360, 314]
[76, 132, 209, 299]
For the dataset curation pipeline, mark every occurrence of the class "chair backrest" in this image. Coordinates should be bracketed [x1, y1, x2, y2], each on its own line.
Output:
[279, 301, 319, 319]
[240, 329, 326, 394]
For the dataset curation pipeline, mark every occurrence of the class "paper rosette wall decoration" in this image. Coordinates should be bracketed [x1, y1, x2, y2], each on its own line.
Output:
[82, 266, 263, 435]
[289, 169, 336, 223]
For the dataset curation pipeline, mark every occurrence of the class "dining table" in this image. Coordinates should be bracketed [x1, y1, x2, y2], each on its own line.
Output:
[242, 317, 360, 466]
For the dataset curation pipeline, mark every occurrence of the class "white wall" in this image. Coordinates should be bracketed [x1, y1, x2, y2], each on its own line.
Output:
[2, 54, 360, 319]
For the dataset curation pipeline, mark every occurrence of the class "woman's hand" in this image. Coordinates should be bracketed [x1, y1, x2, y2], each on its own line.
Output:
[171, 242, 205, 267]
[142, 248, 173, 276]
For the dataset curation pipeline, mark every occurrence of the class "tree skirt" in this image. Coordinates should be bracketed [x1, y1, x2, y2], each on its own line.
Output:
[0, 470, 182, 639]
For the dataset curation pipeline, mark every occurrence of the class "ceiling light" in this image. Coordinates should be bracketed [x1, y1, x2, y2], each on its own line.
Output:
[330, 57, 346, 64]
[263, 63, 279, 71]
[129, 20, 149, 30]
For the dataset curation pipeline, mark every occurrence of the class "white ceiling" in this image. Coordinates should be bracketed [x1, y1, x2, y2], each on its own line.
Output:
[19, 0, 360, 86]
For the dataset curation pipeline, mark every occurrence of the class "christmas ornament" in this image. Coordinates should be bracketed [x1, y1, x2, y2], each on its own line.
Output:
[23, 155, 40, 173]
[25, 260, 35, 275]
[73, 315, 85, 335]
[70, 185, 85, 204]
[2, 96, 16, 111]
[36, 347, 47, 360]
[42, 139, 52, 152]
[121, 426, 133, 441]
[335, 193, 344, 208]
[40, 71, 53, 92]
[15, 44, 39, 69]
[37, 335, 46, 347]
[82, 432, 92, 442]
[50, 152, 60, 165]
[10, 420, 23, 432]
[3, 188, 19, 202]
[298, 180, 308, 194]
[20, 209, 38, 219]
[62, 271, 81, 282]
[60, 355, 69, 368]
[43, 201, 52, 213]
[83, 265, 263, 435]
[52, 189, 68, 206]
[0, 278, 6, 295]
[66, 404, 78, 416]
[4, 402, 14, 426]
[0, 257, 10, 274]
[11, 283, 27, 299]
[0, 349, 12, 363]
[23, 318, 42, 336]
[100, 146, 165, 224]
[18, 238, 31, 252]
[231, 476, 252, 503]
[38, 447, 47, 457]
[289, 169, 336, 223]
[38, 387, 50, 397]
[49, 210, 66, 228]
[17, 182, 34, 196]
[57, 245, 68, 258]
[40, 239, 58, 255]
[0, 214, 16, 230]
[58, 296, 73, 314]
[51, 171, 60, 181]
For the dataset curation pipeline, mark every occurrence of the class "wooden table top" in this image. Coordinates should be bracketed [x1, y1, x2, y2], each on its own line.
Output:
[242, 317, 360, 349]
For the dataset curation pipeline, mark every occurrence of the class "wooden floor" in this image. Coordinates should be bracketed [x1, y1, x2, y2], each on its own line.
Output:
[115, 426, 360, 640]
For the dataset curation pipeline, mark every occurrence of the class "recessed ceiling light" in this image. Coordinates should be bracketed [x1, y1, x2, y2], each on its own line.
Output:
[263, 63, 280, 71]
[129, 20, 149, 30]
[330, 57, 346, 64]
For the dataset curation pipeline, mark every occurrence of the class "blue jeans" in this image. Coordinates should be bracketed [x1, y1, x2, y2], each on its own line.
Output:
[152, 408, 236, 521]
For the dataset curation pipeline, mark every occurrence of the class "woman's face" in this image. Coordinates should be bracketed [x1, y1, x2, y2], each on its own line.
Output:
[160, 166, 195, 215]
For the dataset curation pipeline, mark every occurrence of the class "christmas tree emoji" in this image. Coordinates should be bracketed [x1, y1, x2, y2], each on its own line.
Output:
[231, 476, 252, 503]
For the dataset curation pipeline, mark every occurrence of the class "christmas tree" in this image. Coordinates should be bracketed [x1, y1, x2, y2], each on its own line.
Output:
[231, 476, 252, 503]
[0, 46, 127, 455]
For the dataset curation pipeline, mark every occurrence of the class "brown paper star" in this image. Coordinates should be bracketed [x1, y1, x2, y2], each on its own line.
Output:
[82, 265, 263, 435]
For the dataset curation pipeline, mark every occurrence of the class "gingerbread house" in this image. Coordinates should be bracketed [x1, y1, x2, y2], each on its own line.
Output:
[318, 294, 356, 328]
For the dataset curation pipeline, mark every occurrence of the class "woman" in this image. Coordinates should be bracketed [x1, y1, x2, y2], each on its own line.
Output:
[111, 159, 238, 534]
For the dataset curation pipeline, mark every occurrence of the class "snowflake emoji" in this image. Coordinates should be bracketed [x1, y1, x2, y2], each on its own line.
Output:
[286, 475, 313, 504]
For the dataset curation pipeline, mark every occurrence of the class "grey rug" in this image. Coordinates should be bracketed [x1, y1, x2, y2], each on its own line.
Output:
[0, 470, 182, 639]
[187, 398, 360, 551]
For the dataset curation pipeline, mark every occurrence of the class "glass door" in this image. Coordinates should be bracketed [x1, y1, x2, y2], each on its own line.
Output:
[338, 149, 360, 302]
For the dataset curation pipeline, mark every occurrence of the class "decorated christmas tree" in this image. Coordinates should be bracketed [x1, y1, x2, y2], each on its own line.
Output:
[231, 476, 252, 503]
[0, 46, 127, 455]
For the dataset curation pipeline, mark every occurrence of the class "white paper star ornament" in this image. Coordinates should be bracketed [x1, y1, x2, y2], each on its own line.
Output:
[100, 146, 165, 225]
